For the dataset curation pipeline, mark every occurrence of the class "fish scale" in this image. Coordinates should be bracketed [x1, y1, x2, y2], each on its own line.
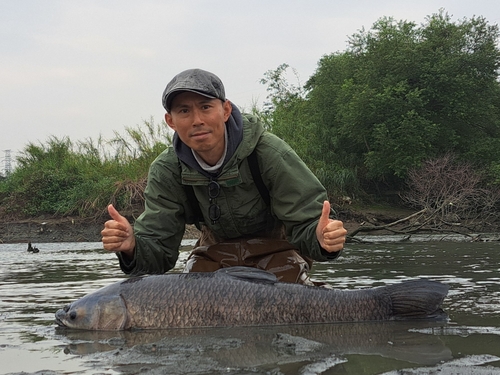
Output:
[55, 267, 449, 330]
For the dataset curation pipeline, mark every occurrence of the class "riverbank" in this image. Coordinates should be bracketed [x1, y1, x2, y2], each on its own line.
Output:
[0, 216, 208, 244]
[1, 204, 496, 244]
[0, 217, 105, 244]
[0, 217, 365, 244]
[0, 214, 367, 244]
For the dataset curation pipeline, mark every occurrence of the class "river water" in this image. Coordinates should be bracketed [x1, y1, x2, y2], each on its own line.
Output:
[0, 240, 499, 375]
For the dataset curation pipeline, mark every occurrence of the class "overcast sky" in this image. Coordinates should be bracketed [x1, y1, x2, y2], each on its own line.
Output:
[1, 0, 498, 171]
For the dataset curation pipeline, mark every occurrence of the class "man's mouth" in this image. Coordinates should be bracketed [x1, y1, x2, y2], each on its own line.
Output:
[191, 131, 210, 139]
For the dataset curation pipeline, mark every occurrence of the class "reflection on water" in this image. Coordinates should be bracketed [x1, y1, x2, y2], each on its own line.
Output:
[0, 241, 499, 374]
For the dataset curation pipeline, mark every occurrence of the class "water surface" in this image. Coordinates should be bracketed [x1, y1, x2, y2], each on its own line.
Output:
[0, 240, 499, 374]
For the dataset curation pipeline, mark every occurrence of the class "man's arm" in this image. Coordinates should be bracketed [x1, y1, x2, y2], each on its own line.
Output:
[101, 152, 187, 275]
[259, 134, 346, 260]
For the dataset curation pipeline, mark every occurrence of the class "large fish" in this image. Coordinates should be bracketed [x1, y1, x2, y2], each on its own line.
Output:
[55, 267, 449, 330]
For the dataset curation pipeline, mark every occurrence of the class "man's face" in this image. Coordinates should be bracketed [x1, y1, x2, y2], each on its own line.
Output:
[165, 91, 232, 165]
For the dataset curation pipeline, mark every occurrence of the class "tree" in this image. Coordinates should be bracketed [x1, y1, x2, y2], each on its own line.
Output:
[264, 10, 500, 199]
[262, 62, 361, 197]
[260, 65, 318, 167]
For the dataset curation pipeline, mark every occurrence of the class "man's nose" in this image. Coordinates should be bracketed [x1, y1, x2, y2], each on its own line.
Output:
[191, 108, 203, 125]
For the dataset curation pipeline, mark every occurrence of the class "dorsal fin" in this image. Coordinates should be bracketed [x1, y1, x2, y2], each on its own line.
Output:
[215, 266, 277, 284]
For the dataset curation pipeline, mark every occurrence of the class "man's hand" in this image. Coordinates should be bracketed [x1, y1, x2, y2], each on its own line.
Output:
[316, 200, 347, 253]
[101, 204, 136, 257]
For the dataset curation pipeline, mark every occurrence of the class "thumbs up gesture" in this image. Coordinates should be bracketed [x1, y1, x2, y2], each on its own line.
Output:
[101, 204, 136, 257]
[316, 200, 347, 253]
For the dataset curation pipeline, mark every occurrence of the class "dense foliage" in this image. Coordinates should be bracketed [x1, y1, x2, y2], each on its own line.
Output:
[0, 118, 170, 218]
[1, 11, 500, 220]
[263, 11, 500, 198]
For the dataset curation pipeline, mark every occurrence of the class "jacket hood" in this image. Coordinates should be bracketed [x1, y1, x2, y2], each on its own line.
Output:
[172, 104, 244, 178]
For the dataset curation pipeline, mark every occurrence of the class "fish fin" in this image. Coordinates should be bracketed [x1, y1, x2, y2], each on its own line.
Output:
[96, 294, 129, 330]
[215, 266, 278, 284]
[386, 279, 449, 320]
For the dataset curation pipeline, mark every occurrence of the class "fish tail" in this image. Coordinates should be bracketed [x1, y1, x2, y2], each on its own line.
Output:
[385, 279, 449, 320]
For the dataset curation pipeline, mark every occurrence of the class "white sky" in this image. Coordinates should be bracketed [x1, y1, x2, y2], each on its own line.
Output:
[1, 0, 499, 170]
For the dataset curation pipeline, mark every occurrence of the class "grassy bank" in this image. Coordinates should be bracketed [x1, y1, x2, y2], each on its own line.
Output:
[0, 118, 169, 220]
[1, 118, 498, 240]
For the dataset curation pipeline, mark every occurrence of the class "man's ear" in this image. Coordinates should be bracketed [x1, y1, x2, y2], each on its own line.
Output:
[165, 113, 176, 131]
[223, 100, 232, 122]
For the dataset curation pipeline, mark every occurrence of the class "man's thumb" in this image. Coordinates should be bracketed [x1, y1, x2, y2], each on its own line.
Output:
[319, 200, 331, 229]
[107, 204, 126, 223]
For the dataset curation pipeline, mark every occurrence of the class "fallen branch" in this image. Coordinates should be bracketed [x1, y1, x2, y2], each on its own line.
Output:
[347, 209, 427, 238]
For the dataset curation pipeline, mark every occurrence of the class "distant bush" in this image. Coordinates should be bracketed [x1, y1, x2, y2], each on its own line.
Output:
[0, 117, 171, 219]
[402, 154, 500, 229]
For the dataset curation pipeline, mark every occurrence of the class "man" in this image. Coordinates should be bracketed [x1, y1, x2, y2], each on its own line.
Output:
[101, 68, 346, 284]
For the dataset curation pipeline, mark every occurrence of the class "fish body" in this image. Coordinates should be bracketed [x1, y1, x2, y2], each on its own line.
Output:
[55, 267, 448, 330]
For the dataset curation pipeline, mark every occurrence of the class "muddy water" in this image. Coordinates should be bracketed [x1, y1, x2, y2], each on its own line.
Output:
[0, 240, 499, 374]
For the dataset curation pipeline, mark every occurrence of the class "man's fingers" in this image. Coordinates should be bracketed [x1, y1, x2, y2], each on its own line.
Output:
[102, 227, 129, 238]
[107, 204, 128, 224]
[101, 205, 135, 255]
[322, 221, 346, 237]
[318, 200, 332, 231]
[102, 240, 125, 252]
[322, 233, 346, 251]
[320, 220, 347, 252]
[322, 233, 346, 246]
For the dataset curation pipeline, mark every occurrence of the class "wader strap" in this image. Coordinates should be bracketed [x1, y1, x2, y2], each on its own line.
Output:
[183, 179, 203, 230]
[247, 149, 270, 206]
[183, 148, 270, 227]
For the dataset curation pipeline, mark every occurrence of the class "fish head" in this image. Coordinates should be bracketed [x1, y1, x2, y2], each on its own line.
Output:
[55, 293, 128, 330]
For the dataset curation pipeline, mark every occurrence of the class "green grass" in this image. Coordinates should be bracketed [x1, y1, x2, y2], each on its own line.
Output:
[0, 117, 171, 219]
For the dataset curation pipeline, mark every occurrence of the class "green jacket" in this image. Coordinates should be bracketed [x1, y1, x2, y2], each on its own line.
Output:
[118, 113, 337, 274]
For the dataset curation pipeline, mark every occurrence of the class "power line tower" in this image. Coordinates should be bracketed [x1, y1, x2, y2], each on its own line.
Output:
[3, 149, 12, 176]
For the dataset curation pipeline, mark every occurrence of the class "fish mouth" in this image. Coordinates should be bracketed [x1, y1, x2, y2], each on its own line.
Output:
[56, 317, 68, 328]
[54, 309, 68, 327]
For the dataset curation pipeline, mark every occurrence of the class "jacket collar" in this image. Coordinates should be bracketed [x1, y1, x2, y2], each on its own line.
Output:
[173, 105, 244, 178]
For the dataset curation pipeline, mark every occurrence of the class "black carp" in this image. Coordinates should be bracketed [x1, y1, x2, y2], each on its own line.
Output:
[55, 267, 449, 330]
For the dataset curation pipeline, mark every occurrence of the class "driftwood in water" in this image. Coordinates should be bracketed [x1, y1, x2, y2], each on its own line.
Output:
[346, 207, 483, 240]
[344, 203, 500, 243]
[347, 209, 428, 238]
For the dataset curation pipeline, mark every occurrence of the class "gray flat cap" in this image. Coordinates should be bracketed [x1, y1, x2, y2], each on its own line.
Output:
[162, 68, 226, 112]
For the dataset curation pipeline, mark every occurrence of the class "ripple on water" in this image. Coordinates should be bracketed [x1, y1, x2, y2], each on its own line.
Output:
[0, 241, 499, 375]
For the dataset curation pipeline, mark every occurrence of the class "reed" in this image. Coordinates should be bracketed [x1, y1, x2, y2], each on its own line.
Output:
[0, 118, 171, 219]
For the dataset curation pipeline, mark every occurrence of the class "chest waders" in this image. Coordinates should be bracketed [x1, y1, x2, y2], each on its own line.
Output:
[181, 150, 319, 285]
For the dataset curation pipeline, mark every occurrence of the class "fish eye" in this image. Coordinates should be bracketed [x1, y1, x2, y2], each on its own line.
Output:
[69, 311, 77, 320]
